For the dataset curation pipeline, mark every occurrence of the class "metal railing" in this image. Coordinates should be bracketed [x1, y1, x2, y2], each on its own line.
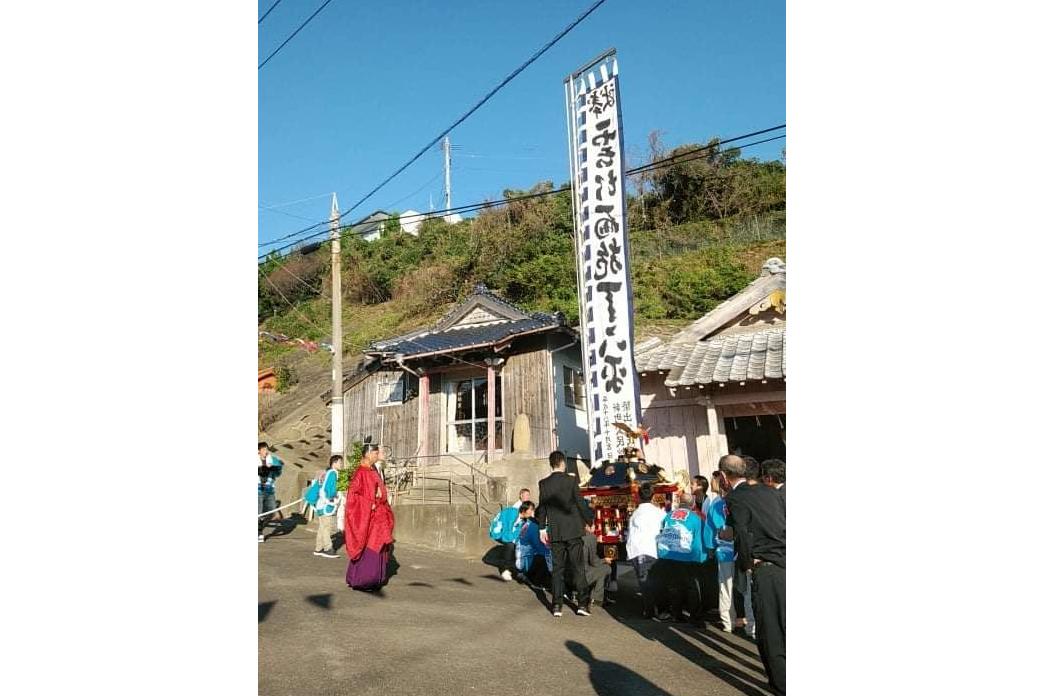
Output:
[383, 452, 499, 517]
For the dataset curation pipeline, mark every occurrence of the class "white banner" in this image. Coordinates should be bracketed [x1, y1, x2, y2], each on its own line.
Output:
[565, 52, 642, 464]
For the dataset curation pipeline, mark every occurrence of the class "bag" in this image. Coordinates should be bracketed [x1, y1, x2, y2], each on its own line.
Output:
[489, 508, 507, 541]
[489, 506, 521, 543]
[304, 476, 321, 507]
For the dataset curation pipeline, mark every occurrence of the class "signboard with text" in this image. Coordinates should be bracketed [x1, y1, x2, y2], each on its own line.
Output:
[564, 51, 641, 464]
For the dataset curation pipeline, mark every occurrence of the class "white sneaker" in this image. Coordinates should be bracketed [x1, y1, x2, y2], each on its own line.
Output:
[500, 570, 513, 581]
[258, 535, 265, 543]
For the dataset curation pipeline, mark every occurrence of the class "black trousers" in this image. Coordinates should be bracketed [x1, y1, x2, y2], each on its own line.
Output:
[498, 542, 516, 574]
[660, 560, 702, 620]
[752, 563, 786, 695]
[550, 537, 589, 607]
[700, 558, 718, 613]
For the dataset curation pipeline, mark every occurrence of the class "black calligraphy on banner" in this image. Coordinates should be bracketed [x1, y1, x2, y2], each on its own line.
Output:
[587, 81, 617, 118]
[572, 70, 639, 462]
[598, 337, 629, 394]
[594, 170, 617, 200]
[594, 238, 623, 281]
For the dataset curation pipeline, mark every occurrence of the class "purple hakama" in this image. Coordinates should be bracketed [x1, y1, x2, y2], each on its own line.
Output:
[345, 545, 389, 591]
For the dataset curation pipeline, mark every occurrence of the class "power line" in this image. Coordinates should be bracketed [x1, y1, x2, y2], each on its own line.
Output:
[258, 126, 786, 260]
[259, 261, 490, 368]
[260, 206, 331, 224]
[259, 265, 377, 354]
[383, 170, 445, 210]
[260, 191, 336, 210]
[258, 124, 785, 251]
[336, 0, 609, 221]
[258, 132, 786, 261]
[259, 0, 337, 70]
[262, 214, 783, 366]
[627, 125, 785, 175]
[258, 0, 285, 24]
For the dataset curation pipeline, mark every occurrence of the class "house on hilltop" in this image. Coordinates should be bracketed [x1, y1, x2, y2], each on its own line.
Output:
[634, 257, 786, 479]
[354, 208, 438, 241]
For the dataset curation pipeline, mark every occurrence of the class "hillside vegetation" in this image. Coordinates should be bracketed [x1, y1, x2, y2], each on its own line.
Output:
[258, 137, 785, 377]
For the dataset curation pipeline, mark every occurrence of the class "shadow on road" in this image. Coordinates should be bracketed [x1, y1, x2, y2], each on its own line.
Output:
[600, 568, 771, 696]
[263, 513, 307, 539]
[306, 594, 333, 610]
[565, 640, 672, 696]
[259, 601, 276, 623]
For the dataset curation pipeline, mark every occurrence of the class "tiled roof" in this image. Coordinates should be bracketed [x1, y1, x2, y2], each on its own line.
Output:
[372, 315, 563, 358]
[635, 328, 785, 386]
[635, 258, 786, 386]
[368, 283, 568, 358]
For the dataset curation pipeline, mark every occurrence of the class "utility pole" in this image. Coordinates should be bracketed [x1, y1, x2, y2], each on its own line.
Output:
[329, 193, 344, 458]
[443, 135, 452, 212]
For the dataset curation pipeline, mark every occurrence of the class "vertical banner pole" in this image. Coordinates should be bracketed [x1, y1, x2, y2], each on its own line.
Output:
[563, 50, 642, 466]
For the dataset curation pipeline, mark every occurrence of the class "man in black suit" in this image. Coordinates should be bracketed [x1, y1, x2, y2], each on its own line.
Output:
[537, 450, 595, 617]
[720, 454, 786, 695]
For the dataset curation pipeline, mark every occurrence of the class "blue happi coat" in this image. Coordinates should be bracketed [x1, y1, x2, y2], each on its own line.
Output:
[706, 496, 735, 563]
[515, 519, 552, 573]
[656, 507, 710, 563]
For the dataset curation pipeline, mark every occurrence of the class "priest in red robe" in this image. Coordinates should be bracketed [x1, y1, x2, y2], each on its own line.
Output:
[344, 443, 395, 590]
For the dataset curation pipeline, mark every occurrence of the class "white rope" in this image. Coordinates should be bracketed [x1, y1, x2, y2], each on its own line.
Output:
[257, 498, 304, 518]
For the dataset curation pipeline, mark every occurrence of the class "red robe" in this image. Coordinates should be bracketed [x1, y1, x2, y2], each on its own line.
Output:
[343, 464, 395, 561]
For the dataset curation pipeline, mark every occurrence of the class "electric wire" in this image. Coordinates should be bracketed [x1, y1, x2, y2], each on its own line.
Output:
[259, 0, 336, 70]
[258, 128, 786, 261]
[334, 0, 609, 220]
[258, 0, 285, 25]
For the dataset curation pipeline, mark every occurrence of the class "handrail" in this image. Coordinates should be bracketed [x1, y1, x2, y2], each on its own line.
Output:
[384, 452, 497, 516]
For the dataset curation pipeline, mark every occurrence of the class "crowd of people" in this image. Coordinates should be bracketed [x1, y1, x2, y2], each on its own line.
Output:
[258, 441, 396, 590]
[487, 450, 786, 694]
[258, 442, 785, 694]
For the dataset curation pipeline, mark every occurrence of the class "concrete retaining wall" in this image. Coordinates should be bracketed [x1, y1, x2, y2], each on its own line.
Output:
[391, 503, 494, 558]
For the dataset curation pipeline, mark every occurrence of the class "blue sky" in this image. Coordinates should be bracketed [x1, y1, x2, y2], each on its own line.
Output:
[258, 0, 784, 248]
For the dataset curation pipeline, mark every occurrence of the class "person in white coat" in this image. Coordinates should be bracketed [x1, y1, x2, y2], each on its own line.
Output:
[626, 482, 667, 619]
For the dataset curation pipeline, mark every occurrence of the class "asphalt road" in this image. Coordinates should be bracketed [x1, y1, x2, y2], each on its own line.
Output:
[259, 523, 773, 696]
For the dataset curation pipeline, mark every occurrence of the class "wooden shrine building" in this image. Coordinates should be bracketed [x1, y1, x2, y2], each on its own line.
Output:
[331, 284, 591, 466]
[634, 257, 786, 480]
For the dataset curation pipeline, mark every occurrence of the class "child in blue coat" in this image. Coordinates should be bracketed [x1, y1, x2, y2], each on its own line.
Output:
[514, 502, 552, 587]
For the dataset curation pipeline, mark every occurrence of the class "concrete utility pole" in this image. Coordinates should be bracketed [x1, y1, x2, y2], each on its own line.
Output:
[329, 193, 344, 458]
[443, 135, 452, 211]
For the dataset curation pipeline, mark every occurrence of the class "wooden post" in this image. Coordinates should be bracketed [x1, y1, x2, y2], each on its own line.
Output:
[705, 397, 724, 477]
[487, 363, 496, 464]
[418, 373, 430, 458]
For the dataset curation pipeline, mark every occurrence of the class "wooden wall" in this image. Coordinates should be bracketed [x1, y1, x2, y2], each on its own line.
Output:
[343, 368, 420, 459]
[637, 374, 785, 479]
[501, 338, 553, 458]
[343, 337, 559, 464]
[642, 400, 701, 479]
